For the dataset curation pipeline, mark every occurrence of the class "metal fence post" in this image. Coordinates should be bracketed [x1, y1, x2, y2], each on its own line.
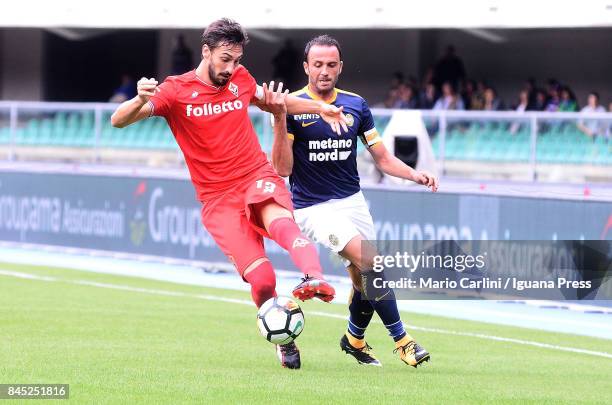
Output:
[93, 105, 102, 163]
[529, 114, 537, 181]
[439, 112, 447, 175]
[8, 103, 17, 162]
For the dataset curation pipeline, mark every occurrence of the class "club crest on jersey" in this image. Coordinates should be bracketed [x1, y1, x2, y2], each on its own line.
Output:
[228, 82, 239, 97]
[191, 91, 199, 98]
[345, 113, 354, 127]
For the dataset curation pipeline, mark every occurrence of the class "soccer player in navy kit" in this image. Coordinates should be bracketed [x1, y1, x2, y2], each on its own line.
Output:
[272, 35, 438, 367]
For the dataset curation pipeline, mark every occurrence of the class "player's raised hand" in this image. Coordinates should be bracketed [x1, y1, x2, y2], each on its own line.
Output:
[320, 104, 349, 135]
[413, 171, 439, 192]
[136, 77, 159, 104]
[262, 81, 289, 118]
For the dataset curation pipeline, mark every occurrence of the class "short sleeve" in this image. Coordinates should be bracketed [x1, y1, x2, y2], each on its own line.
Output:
[148, 79, 176, 118]
[236, 66, 261, 102]
[357, 98, 382, 148]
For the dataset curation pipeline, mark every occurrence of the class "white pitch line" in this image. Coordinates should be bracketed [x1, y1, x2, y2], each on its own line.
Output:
[307, 311, 612, 360]
[2, 269, 612, 360]
[0, 269, 57, 281]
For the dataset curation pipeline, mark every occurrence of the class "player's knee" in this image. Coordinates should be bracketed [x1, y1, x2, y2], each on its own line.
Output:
[254, 266, 276, 291]
[244, 259, 277, 306]
[251, 277, 276, 308]
[350, 259, 375, 274]
[346, 264, 363, 291]
[254, 201, 292, 233]
[255, 278, 276, 297]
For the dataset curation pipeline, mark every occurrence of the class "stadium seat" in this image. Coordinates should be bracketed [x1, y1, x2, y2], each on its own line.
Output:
[0, 126, 10, 144]
[7, 112, 610, 168]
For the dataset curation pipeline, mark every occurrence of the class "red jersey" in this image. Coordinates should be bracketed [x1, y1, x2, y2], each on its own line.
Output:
[149, 66, 268, 201]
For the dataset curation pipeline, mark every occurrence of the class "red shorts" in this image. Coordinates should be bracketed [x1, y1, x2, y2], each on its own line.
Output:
[201, 164, 293, 276]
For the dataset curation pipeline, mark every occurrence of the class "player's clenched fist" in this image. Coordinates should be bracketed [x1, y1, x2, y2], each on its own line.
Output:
[413, 170, 439, 192]
[137, 77, 159, 103]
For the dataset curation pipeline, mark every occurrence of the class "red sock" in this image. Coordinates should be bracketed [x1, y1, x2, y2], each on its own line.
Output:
[268, 217, 323, 279]
[244, 260, 277, 308]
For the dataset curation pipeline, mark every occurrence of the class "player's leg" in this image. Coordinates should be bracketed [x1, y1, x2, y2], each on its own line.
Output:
[346, 263, 374, 342]
[242, 258, 277, 307]
[253, 200, 335, 302]
[342, 234, 406, 341]
[243, 169, 335, 302]
[339, 263, 380, 366]
[255, 201, 322, 279]
[201, 197, 300, 369]
[291, 194, 382, 365]
[340, 191, 430, 367]
[341, 235, 430, 367]
[201, 198, 277, 308]
[242, 256, 300, 369]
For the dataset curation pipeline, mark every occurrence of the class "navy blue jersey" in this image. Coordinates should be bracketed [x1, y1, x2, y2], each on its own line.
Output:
[287, 87, 382, 209]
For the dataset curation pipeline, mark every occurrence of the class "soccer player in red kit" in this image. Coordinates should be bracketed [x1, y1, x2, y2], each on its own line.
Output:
[111, 18, 348, 369]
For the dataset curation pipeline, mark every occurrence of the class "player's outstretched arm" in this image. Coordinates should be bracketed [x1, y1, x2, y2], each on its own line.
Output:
[369, 143, 439, 192]
[110, 77, 156, 128]
[285, 93, 348, 135]
[254, 81, 347, 135]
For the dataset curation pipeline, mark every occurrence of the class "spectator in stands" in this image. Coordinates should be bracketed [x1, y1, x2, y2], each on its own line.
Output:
[397, 83, 419, 109]
[433, 45, 466, 91]
[546, 79, 560, 96]
[524, 78, 537, 109]
[513, 90, 530, 112]
[558, 86, 578, 112]
[545, 86, 560, 112]
[406, 75, 419, 90]
[482, 86, 504, 111]
[421, 67, 434, 88]
[171, 35, 194, 75]
[577, 92, 606, 137]
[374, 87, 400, 109]
[433, 82, 465, 110]
[461, 79, 477, 110]
[509, 90, 530, 134]
[390, 71, 405, 89]
[470, 80, 486, 110]
[272, 39, 300, 91]
[109, 75, 136, 103]
[418, 83, 437, 110]
[532, 89, 547, 111]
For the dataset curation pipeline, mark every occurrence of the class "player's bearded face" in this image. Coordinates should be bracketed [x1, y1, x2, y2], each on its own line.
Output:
[304, 45, 343, 95]
[205, 44, 243, 87]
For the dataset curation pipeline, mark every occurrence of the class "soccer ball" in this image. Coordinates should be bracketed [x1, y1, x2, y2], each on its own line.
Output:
[256, 296, 305, 345]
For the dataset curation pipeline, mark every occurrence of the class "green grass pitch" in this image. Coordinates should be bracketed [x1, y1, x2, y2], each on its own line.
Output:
[0, 262, 611, 404]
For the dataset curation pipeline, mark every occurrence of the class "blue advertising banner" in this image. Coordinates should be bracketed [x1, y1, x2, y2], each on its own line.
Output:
[0, 171, 609, 277]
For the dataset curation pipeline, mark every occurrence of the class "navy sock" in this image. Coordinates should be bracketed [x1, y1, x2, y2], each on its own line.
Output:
[361, 272, 407, 342]
[346, 287, 374, 339]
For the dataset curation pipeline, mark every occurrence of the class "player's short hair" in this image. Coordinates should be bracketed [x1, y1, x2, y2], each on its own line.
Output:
[304, 35, 342, 62]
[201, 18, 249, 50]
